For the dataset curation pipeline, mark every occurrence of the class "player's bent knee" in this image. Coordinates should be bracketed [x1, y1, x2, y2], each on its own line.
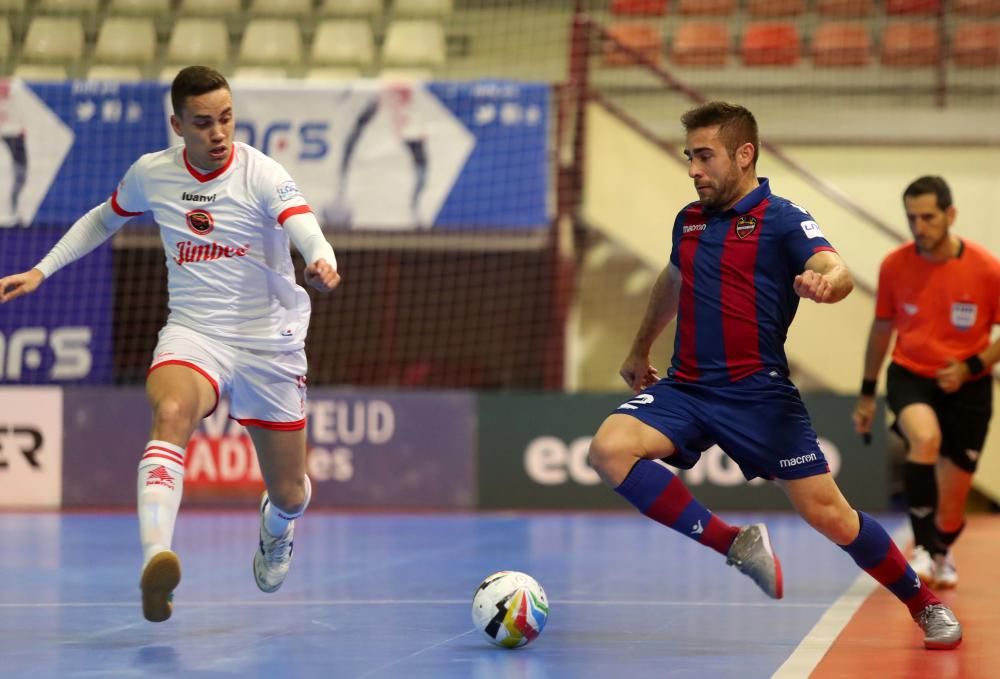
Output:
[151, 398, 201, 438]
[269, 478, 308, 515]
[906, 434, 942, 463]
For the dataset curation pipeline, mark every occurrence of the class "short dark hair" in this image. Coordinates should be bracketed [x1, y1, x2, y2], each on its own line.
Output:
[681, 101, 760, 166]
[903, 175, 953, 210]
[170, 66, 230, 117]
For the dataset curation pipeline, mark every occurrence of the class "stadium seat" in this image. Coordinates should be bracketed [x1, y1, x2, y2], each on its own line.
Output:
[249, 0, 313, 17]
[230, 66, 289, 80]
[603, 22, 663, 66]
[886, 0, 942, 14]
[166, 18, 229, 67]
[952, 22, 1000, 66]
[816, 0, 873, 14]
[312, 20, 376, 66]
[94, 17, 157, 65]
[378, 67, 433, 81]
[381, 20, 446, 67]
[22, 16, 85, 64]
[670, 21, 729, 66]
[393, 0, 453, 16]
[953, 0, 1000, 13]
[678, 0, 736, 15]
[747, 0, 806, 15]
[38, 0, 99, 13]
[87, 64, 144, 80]
[239, 19, 303, 66]
[881, 21, 941, 66]
[0, 19, 10, 64]
[108, 0, 171, 13]
[13, 63, 69, 80]
[812, 21, 870, 66]
[0, 0, 26, 12]
[178, 0, 241, 15]
[611, 0, 669, 14]
[319, 0, 383, 16]
[741, 22, 800, 66]
[306, 66, 363, 80]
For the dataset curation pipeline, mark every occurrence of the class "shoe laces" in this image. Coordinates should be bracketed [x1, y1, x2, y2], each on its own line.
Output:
[917, 604, 958, 631]
[260, 528, 293, 564]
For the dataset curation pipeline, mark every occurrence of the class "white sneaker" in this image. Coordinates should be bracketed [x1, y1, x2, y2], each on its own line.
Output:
[909, 546, 935, 585]
[934, 551, 958, 589]
[253, 493, 295, 593]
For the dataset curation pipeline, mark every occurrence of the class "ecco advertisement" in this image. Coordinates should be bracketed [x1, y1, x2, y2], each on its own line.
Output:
[477, 392, 888, 511]
[0, 387, 62, 508]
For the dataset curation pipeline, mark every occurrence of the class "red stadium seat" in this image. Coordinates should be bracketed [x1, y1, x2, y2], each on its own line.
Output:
[952, 22, 1000, 66]
[603, 22, 663, 66]
[812, 21, 871, 66]
[886, 0, 942, 14]
[671, 21, 730, 66]
[953, 0, 1000, 14]
[610, 0, 669, 15]
[881, 21, 941, 66]
[677, 0, 736, 15]
[741, 22, 801, 66]
[747, 0, 806, 16]
[816, 0, 873, 14]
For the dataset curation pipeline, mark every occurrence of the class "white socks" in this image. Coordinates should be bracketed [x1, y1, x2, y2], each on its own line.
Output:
[137, 440, 186, 569]
[265, 475, 312, 537]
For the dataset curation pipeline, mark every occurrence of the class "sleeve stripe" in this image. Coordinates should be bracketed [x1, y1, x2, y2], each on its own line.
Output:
[277, 204, 312, 225]
[110, 190, 143, 217]
[812, 245, 837, 254]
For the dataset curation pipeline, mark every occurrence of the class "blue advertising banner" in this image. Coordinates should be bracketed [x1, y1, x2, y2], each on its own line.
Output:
[18, 79, 549, 231]
[0, 231, 113, 384]
[61, 387, 477, 509]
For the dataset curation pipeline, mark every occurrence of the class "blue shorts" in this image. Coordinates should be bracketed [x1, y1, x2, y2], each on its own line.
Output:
[615, 371, 829, 481]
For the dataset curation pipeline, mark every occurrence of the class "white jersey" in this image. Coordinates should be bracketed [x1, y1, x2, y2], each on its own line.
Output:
[113, 142, 313, 351]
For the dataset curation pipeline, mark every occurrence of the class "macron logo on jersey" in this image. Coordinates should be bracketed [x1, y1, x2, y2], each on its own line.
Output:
[174, 240, 251, 267]
[683, 223, 707, 234]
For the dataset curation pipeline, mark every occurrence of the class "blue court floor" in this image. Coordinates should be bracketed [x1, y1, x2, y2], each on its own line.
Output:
[0, 511, 904, 679]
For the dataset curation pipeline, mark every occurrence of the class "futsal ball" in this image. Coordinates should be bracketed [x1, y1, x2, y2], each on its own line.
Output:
[471, 570, 549, 648]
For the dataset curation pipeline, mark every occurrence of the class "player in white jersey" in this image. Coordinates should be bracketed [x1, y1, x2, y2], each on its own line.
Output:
[0, 66, 341, 622]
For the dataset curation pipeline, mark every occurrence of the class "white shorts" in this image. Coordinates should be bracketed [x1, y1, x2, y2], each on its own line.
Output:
[148, 324, 308, 430]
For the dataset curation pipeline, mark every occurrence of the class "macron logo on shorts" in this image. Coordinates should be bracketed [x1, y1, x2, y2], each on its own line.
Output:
[779, 452, 818, 468]
[618, 394, 654, 410]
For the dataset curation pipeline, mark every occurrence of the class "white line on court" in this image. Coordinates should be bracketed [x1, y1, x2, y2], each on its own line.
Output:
[771, 525, 911, 679]
[0, 599, 833, 609]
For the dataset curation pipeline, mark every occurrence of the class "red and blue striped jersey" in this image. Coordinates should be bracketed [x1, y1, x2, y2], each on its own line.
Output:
[667, 179, 836, 384]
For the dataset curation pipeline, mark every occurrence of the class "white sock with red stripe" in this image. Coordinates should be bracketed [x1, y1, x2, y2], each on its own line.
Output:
[264, 475, 312, 537]
[137, 440, 186, 569]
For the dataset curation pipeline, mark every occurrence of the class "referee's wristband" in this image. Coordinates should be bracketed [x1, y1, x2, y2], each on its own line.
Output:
[965, 355, 985, 376]
[860, 378, 877, 397]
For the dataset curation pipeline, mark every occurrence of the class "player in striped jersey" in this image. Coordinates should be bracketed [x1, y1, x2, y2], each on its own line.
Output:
[587, 102, 961, 650]
[0, 66, 341, 622]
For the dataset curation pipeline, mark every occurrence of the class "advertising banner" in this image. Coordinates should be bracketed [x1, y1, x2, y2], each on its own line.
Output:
[0, 230, 114, 384]
[0, 387, 62, 508]
[61, 387, 476, 508]
[477, 392, 889, 512]
[23, 79, 548, 231]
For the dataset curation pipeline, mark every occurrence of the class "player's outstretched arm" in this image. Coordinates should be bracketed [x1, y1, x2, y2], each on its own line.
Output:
[796, 250, 853, 304]
[0, 268, 45, 304]
[284, 211, 341, 293]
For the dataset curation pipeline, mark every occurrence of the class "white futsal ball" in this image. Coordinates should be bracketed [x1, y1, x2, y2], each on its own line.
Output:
[471, 570, 549, 648]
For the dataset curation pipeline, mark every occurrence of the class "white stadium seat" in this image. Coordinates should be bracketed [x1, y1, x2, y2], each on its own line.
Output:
[166, 18, 229, 66]
[306, 66, 363, 80]
[22, 16, 85, 64]
[13, 63, 69, 80]
[312, 20, 376, 66]
[108, 0, 172, 13]
[87, 64, 144, 81]
[381, 20, 446, 67]
[38, 0, 100, 13]
[230, 65, 289, 80]
[178, 0, 241, 15]
[95, 17, 157, 65]
[249, 0, 313, 16]
[393, 0, 453, 16]
[239, 19, 303, 66]
[318, 0, 383, 17]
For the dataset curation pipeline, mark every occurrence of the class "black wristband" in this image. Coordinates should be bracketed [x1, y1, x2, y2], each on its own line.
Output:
[860, 378, 877, 396]
[965, 355, 985, 376]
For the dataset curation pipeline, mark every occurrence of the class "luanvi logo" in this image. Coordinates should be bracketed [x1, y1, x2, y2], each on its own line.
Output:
[182, 192, 217, 203]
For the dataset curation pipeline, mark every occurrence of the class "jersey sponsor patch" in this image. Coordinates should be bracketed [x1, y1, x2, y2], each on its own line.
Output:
[800, 220, 824, 239]
[277, 180, 301, 202]
[951, 302, 977, 329]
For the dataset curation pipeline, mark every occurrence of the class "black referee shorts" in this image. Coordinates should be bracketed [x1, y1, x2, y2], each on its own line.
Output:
[887, 362, 993, 473]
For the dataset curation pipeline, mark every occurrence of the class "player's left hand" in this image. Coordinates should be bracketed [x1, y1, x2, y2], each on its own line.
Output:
[304, 259, 341, 292]
[935, 358, 968, 393]
[793, 270, 834, 303]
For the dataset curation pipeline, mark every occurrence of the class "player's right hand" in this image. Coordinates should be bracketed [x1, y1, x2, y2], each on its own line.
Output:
[619, 354, 658, 393]
[852, 395, 876, 437]
[0, 269, 44, 304]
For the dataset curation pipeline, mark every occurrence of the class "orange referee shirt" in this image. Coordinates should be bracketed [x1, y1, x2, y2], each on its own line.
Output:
[875, 239, 1000, 378]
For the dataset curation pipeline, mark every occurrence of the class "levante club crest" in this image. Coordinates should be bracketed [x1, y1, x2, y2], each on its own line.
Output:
[735, 215, 757, 239]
